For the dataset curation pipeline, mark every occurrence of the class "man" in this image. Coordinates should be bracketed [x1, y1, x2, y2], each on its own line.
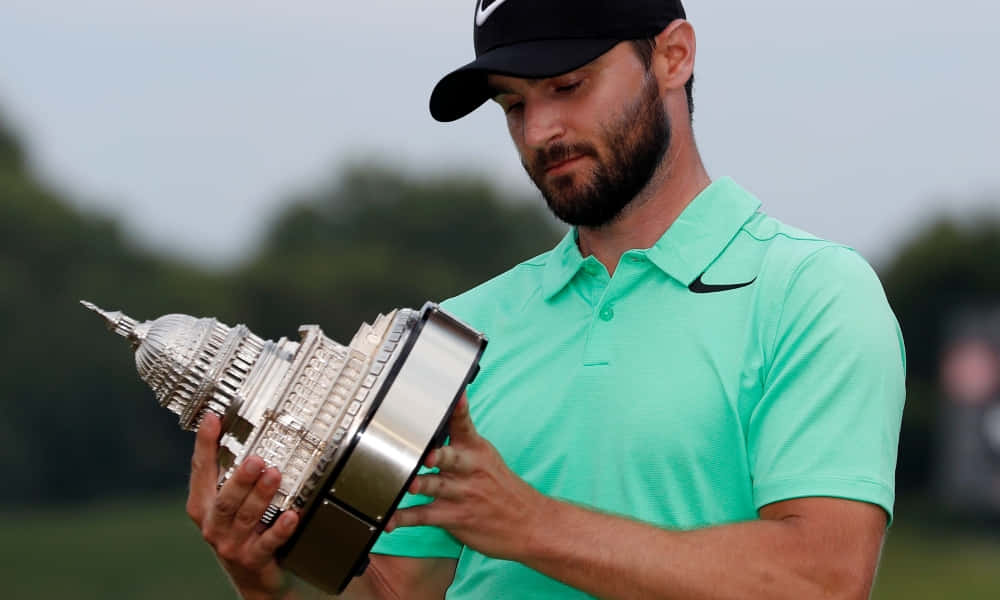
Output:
[186, 1, 906, 598]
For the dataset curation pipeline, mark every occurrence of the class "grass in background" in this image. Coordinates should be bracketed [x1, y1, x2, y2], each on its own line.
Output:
[874, 507, 1000, 599]
[2, 496, 999, 599]
[1, 496, 233, 599]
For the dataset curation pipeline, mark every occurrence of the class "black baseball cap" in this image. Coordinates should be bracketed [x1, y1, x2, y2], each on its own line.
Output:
[430, 0, 687, 122]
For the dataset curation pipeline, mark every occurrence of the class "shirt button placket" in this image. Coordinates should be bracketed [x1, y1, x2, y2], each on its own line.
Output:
[584, 303, 614, 366]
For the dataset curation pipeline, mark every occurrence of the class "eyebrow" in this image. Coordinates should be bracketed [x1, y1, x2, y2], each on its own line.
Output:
[488, 66, 591, 96]
[486, 79, 517, 97]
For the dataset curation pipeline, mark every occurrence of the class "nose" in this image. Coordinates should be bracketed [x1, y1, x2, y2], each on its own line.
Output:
[521, 100, 565, 150]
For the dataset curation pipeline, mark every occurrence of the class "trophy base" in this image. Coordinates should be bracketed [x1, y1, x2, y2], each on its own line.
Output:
[277, 303, 485, 594]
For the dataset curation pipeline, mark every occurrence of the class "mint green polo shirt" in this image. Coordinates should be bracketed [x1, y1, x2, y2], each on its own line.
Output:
[370, 177, 906, 599]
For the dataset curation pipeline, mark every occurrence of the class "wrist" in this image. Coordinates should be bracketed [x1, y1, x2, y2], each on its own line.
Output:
[516, 491, 563, 564]
[270, 572, 296, 600]
[227, 564, 295, 600]
[239, 576, 294, 600]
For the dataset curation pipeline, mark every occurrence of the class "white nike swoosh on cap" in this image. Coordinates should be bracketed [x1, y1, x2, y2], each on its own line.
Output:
[476, 0, 511, 26]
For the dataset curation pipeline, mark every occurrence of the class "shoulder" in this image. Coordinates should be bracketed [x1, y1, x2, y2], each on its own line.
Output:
[727, 211, 901, 363]
[733, 212, 885, 302]
[439, 248, 553, 331]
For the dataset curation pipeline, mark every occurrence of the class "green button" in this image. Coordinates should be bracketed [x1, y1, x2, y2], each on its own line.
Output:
[599, 306, 615, 321]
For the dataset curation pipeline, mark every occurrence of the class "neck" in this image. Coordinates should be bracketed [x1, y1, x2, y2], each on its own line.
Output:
[577, 131, 711, 276]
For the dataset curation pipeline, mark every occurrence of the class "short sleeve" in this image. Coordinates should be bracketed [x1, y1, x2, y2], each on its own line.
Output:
[748, 246, 906, 521]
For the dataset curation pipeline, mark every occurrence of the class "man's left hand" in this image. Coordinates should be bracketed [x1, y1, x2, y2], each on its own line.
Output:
[385, 393, 547, 561]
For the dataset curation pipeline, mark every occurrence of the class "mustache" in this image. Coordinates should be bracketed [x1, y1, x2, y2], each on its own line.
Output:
[528, 143, 598, 174]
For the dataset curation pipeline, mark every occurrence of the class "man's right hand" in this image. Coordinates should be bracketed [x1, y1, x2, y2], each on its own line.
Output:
[186, 413, 458, 600]
[186, 413, 299, 600]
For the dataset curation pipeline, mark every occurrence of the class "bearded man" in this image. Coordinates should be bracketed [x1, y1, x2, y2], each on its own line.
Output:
[186, 1, 906, 598]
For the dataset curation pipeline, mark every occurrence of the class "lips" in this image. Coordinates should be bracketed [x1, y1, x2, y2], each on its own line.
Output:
[544, 155, 584, 174]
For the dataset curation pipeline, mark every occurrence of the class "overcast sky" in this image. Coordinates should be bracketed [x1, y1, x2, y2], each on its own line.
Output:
[1, 0, 997, 268]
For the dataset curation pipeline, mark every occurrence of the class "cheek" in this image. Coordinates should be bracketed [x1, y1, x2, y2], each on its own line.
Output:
[505, 114, 524, 145]
[505, 117, 533, 163]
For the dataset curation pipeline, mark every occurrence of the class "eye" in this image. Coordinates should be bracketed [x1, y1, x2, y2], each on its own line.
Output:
[492, 93, 523, 115]
[555, 81, 582, 94]
[503, 101, 523, 115]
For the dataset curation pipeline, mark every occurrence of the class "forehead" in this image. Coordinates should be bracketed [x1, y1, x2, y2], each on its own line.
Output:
[485, 42, 637, 93]
[486, 72, 540, 95]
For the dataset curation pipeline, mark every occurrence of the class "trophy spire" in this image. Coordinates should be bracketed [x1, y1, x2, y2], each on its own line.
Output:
[80, 300, 145, 344]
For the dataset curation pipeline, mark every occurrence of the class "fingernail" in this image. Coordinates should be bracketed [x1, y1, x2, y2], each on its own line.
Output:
[243, 457, 264, 474]
[262, 469, 280, 485]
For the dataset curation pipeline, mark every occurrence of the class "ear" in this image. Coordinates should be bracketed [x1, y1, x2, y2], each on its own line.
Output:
[651, 20, 696, 95]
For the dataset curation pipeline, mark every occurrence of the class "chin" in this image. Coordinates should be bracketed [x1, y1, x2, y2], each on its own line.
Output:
[548, 166, 596, 194]
[544, 184, 585, 211]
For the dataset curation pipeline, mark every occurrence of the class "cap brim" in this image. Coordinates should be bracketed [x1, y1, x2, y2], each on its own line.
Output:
[429, 38, 620, 122]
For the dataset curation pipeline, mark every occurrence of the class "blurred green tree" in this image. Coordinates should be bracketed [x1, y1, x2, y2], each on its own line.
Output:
[0, 116, 237, 506]
[235, 162, 562, 342]
[879, 210, 1000, 492]
[19, 96, 997, 508]
[0, 117, 561, 507]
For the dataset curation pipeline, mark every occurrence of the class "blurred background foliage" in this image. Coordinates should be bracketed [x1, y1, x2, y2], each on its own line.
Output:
[2, 110, 1000, 597]
[882, 214, 1000, 496]
[0, 114, 562, 508]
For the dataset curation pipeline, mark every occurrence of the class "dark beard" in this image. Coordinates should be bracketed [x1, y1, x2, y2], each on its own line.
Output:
[524, 72, 672, 228]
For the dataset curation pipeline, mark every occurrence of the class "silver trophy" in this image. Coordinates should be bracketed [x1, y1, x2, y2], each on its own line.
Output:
[82, 300, 486, 594]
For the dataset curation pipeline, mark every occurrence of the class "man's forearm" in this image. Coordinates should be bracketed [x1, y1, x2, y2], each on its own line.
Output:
[228, 556, 401, 600]
[333, 559, 399, 600]
[331, 553, 454, 600]
[267, 557, 406, 600]
[513, 496, 883, 600]
[274, 564, 393, 600]
[390, 398, 886, 599]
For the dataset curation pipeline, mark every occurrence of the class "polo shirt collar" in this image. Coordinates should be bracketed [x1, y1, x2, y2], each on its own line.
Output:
[644, 177, 762, 286]
[543, 226, 588, 299]
[542, 177, 762, 299]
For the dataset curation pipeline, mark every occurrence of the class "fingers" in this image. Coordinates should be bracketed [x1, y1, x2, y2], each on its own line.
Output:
[187, 413, 222, 524]
[422, 394, 480, 473]
[428, 446, 479, 475]
[231, 467, 282, 537]
[201, 460, 294, 576]
[386, 504, 434, 532]
[448, 394, 476, 440]
[203, 455, 267, 539]
[410, 473, 467, 500]
[185, 418, 293, 588]
[246, 511, 299, 567]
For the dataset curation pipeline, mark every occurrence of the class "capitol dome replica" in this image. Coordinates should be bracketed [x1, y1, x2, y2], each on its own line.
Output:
[82, 300, 485, 594]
